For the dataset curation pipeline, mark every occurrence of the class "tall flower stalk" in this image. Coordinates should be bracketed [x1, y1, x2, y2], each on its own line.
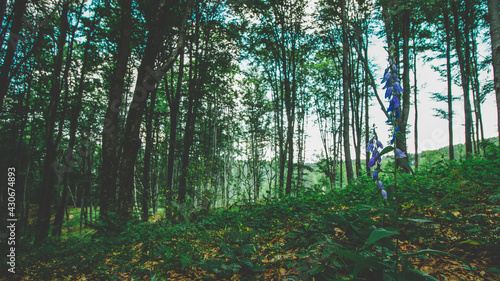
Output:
[367, 44, 409, 201]
[366, 44, 410, 280]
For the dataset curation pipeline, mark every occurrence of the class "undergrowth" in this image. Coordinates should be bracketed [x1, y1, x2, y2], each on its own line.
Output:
[5, 145, 500, 280]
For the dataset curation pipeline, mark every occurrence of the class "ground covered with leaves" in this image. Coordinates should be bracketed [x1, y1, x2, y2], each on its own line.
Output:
[5, 146, 500, 280]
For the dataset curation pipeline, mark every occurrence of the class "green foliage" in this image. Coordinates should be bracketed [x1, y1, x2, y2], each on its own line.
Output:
[14, 147, 500, 280]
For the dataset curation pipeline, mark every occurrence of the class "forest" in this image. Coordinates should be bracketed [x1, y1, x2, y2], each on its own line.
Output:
[1, 0, 500, 279]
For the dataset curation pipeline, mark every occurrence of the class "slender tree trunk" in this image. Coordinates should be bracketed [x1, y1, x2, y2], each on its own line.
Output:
[34, 1, 69, 246]
[341, 0, 354, 182]
[451, 0, 473, 155]
[489, 0, 500, 146]
[413, 33, 419, 169]
[118, 7, 164, 217]
[444, 1, 455, 160]
[165, 48, 184, 216]
[101, 0, 133, 218]
[142, 88, 157, 222]
[178, 18, 202, 203]
[397, 9, 411, 172]
[0, 0, 27, 110]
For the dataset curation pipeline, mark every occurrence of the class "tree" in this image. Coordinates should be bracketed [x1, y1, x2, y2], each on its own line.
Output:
[341, 0, 354, 181]
[451, 0, 474, 155]
[100, 0, 133, 218]
[488, 0, 500, 146]
[0, 0, 27, 110]
[35, 1, 70, 245]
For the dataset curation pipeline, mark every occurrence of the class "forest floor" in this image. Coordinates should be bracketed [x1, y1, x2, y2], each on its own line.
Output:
[4, 148, 500, 280]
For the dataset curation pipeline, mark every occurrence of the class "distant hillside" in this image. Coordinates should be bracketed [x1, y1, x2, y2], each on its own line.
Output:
[411, 137, 499, 169]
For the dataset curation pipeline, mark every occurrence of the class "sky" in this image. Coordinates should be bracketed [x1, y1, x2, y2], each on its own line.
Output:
[304, 29, 499, 163]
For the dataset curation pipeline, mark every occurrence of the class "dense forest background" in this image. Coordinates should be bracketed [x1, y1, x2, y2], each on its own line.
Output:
[1, 0, 500, 278]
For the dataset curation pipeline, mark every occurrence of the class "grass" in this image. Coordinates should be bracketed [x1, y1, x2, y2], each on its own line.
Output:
[4, 145, 500, 280]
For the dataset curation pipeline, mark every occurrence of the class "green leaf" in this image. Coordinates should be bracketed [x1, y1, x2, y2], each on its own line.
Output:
[361, 227, 399, 250]
[402, 249, 472, 269]
[221, 243, 236, 260]
[486, 267, 500, 273]
[399, 158, 414, 175]
[180, 253, 192, 270]
[396, 131, 406, 142]
[458, 239, 483, 245]
[357, 204, 397, 215]
[332, 248, 390, 275]
[402, 218, 434, 223]
[376, 146, 395, 161]
[398, 269, 439, 281]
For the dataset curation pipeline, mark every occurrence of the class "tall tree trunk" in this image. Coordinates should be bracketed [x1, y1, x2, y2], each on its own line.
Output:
[52, 15, 95, 236]
[101, 0, 133, 218]
[165, 48, 184, 217]
[451, 0, 474, 155]
[117, 6, 163, 217]
[142, 88, 157, 222]
[413, 33, 419, 169]
[34, 1, 69, 246]
[443, 1, 455, 160]
[341, 0, 354, 181]
[0, 0, 27, 110]
[489, 0, 500, 146]
[397, 9, 411, 172]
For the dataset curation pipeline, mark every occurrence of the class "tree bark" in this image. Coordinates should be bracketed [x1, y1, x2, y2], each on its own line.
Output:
[342, 0, 354, 182]
[488, 0, 500, 146]
[0, 0, 27, 110]
[443, 1, 455, 160]
[165, 47, 184, 216]
[101, 0, 133, 218]
[35, 1, 69, 246]
[451, 0, 473, 155]
[117, 4, 164, 217]
[52, 12, 95, 236]
[142, 87, 157, 222]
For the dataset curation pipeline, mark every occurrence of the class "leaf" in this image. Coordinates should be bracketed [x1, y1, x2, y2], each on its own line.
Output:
[332, 248, 390, 276]
[399, 158, 414, 175]
[402, 218, 434, 223]
[375, 146, 395, 161]
[356, 204, 397, 215]
[458, 239, 483, 245]
[398, 269, 439, 281]
[401, 249, 472, 269]
[396, 131, 406, 141]
[221, 243, 236, 260]
[361, 227, 399, 250]
[180, 253, 192, 270]
[486, 267, 500, 273]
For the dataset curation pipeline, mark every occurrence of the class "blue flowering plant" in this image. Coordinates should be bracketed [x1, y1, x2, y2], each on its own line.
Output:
[367, 45, 413, 201]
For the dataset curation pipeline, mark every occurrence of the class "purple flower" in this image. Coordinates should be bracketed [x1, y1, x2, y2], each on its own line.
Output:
[390, 134, 396, 144]
[391, 95, 400, 108]
[376, 140, 383, 149]
[385, 87, 393, 99]
[368, 156, 376, 168]
[392, 73, 399, 82]
[366, 142, 374, 153]
[377, 180, 383, 189]
[373, 170, 378, 180]
[382, 70, 391, 83]
[387, 102, 395, 113]
[396, 148, 407, 158]
[395, 109, 400, 119]
[394, 82, 403, 94]
[381, 189, 388, 199]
